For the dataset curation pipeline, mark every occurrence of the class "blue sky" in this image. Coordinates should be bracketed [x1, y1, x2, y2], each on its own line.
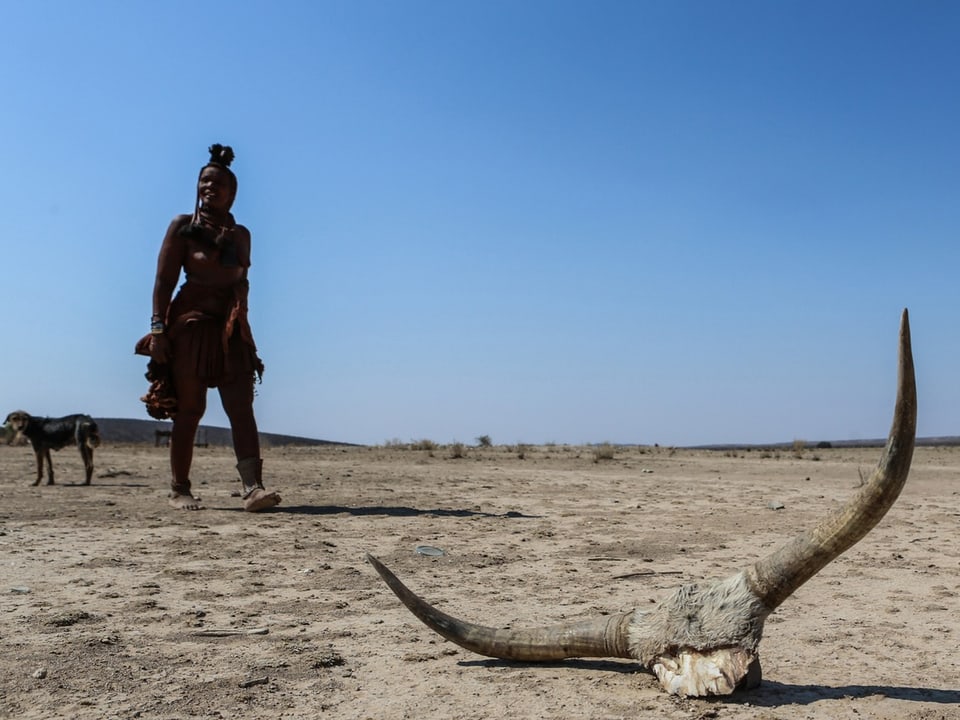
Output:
[1, 1, 957, 446]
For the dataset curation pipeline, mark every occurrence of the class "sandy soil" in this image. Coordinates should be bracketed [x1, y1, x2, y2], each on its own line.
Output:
[1, 440, 958, 720]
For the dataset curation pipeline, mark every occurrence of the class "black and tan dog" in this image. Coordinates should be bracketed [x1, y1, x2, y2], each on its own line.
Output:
[3, 411, 101, 485]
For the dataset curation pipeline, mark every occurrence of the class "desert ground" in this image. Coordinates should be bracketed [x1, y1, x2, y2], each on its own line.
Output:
[1, 439, 958, 720]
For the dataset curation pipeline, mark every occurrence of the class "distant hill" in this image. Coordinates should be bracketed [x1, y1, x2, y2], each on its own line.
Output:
[89, 419, 960, 449]
[94, 417, 351, 447]
[689, 436, 960, 450]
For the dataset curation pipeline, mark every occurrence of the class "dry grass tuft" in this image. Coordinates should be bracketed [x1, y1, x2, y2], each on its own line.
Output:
[593, 442, 616, 462]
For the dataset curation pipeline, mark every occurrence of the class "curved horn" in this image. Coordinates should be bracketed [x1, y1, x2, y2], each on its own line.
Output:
[746, 308, 917, 609]
[367, 554, 634, 661]
[369, 311, 917, 677]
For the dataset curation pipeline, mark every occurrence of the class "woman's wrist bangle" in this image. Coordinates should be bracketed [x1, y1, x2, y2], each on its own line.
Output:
[151, 320, 165, 335]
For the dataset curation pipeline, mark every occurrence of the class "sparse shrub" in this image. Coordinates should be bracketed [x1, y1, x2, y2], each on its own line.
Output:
[516, 443, 531, 460]
[593, 442, 616, 462]
[792, 439, 807, 457]
[449, 442, 465, 459]
[476, 435, 492, 448]
[412, 439, 437, 452]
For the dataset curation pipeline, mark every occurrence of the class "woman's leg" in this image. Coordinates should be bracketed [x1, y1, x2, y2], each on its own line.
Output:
[169, 367, 207, 510]
[219, 376, 259, 461]
[219, 375, 279, 511]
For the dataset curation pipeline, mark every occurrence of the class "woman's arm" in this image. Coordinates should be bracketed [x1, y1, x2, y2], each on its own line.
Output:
[152, 215, 190, 321]
[147, 216, 188, 363]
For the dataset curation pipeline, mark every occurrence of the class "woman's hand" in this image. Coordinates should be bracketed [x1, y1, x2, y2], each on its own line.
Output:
[149, 333, 171, 364]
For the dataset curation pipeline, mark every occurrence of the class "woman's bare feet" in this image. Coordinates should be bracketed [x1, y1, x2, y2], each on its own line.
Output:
[243, 487, 281, 512]
[169, 492, 204, 510]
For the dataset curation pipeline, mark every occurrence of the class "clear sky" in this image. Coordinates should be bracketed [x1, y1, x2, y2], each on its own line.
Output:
[1, 1, 957, 447]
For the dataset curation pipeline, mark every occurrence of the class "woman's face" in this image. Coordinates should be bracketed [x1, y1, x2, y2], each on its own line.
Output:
[197, 165, 236, 213]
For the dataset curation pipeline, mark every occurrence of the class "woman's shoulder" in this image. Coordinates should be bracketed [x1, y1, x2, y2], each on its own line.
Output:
[167, 214, 194, 233]
[233, 224, 252, 266]
[158, 215, 194, 247]
[233, 223, 252, 250]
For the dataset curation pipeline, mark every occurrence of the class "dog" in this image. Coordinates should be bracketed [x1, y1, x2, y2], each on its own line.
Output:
[3, 411, 101, 485]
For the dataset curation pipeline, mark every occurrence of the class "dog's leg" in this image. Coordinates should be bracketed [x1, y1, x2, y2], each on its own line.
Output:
[44, 448, 55, 485]
[31, 440, 45, 486]
[32, 448, 42, 486]
[80, 442, 94, 485]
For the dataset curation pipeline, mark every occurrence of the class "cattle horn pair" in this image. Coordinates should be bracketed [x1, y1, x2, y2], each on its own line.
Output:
[368, 309, 917, 696]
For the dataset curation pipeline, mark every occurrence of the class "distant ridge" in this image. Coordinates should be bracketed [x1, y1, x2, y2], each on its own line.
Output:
[94, 418, 352, 447]
[688, 436, 960, 450]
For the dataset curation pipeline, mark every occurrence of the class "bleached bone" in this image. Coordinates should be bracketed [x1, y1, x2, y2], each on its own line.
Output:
[368, 310, 917, 696]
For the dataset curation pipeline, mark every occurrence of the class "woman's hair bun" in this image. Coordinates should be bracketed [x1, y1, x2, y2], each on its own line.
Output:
[207, 143, 235, 168]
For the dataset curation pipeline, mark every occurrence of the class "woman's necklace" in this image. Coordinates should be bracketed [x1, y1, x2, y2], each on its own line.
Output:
[196, 207, 233, 234]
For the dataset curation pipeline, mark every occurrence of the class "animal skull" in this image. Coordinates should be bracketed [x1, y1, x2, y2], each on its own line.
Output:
[368, 310, 917, 697]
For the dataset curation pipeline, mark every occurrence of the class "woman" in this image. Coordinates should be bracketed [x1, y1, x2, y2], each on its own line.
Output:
[136, 144, 280, 512]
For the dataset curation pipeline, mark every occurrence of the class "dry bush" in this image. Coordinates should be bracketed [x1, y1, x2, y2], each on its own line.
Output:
[449, 442, 465, 459]
[476, 435, 492, 448]
[411, 439, 437, 455]
[593, 442, 616, 462]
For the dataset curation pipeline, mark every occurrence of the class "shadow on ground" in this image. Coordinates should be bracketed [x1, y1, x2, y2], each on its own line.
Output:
[216, 503, 540, 519]
[738, 681, 960, 707]
[459, 661, 960, 707]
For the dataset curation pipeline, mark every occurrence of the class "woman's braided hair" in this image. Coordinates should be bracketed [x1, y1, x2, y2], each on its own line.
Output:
[202, 143, 237, 190]
[184, 144, 239, 262]
[190, 143, 238, 220]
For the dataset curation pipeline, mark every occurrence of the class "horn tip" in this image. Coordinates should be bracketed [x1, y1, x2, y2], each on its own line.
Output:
[899, 309, 913, 362]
